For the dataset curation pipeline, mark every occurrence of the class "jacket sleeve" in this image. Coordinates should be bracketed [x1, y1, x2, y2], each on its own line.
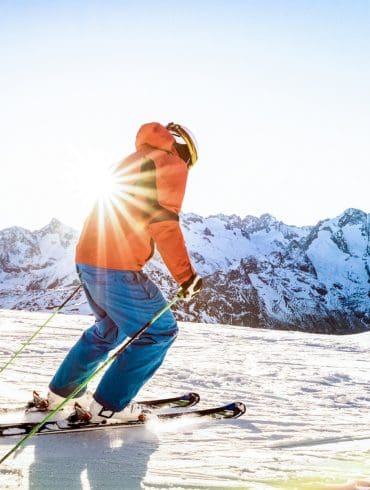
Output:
[147, 153, 195, 284]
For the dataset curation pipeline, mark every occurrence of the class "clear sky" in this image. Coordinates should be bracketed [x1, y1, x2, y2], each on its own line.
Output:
[0, 0, 369, 230]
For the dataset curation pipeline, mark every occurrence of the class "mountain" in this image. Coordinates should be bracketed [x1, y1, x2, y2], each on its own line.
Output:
[0, 209, 369, 334]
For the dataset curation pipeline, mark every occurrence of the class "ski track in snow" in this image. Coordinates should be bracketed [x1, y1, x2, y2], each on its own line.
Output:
[0, 309, 370, 489]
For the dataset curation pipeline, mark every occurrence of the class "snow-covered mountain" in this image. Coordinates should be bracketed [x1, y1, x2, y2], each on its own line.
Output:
[0, 209, 369, 333]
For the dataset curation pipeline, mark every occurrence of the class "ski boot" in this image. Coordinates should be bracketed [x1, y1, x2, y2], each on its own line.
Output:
[26, 391, 50, 412]
[67, 399, 150, 424]
[26, 390, 91, 412]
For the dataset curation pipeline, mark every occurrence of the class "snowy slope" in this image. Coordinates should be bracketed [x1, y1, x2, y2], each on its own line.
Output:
[0, 209, 369, 333]
[0, 309, 370, 489]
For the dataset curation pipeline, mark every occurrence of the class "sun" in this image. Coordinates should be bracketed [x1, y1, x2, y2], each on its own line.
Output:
[78, 157, 158, 233]
[97, 169, 122, 202]
[82, 165, 121, 207]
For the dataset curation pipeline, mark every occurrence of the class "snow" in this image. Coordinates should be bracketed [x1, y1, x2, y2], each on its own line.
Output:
[341, 225, 367, 257]
[1, 309, 370, 489]
[1, 209, 369, 332]
[307, 230, 365, 287]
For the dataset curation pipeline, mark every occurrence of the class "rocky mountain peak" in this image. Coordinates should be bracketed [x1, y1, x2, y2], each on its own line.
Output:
[37, 218, 66, 236]
[0, 210, 369, 333]
[338, 208, 368, 228]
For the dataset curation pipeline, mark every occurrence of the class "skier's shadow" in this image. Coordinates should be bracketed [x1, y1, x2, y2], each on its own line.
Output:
[27, 426, 159, 489]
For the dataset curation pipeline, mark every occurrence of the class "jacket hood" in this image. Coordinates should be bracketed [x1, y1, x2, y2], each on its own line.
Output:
[135, 122, 175, 153]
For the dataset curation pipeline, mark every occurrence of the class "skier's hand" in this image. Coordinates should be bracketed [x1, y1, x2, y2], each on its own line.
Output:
[178, 274, 203, 302]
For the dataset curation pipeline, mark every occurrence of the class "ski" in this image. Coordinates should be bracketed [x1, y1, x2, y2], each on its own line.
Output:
[2, 390, 200, 415]
[0, 401, 245, 437]
[0, 392, 200, 429]
[133, 391, 200, 409]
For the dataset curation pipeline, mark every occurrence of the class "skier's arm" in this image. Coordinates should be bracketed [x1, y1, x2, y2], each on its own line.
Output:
[147, 154, 195, 284]
[148, 215, 195, 284]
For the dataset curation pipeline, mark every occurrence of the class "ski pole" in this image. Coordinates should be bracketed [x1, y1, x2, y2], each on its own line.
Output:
[0, 293, 181, 465]
[0, 285, 82, 376]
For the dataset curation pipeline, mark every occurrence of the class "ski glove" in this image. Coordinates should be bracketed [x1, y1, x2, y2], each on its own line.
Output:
[178, 274, 203, 302]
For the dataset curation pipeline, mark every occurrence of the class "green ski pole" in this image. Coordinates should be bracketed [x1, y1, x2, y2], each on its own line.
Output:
[0, 294, 180, 465]
[0, 285, 81, 375]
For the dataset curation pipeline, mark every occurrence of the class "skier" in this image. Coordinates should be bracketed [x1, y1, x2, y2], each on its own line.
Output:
[40, 122, 202, 423]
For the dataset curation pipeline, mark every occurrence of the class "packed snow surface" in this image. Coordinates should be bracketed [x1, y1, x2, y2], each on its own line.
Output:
[0, 309, 370, 489]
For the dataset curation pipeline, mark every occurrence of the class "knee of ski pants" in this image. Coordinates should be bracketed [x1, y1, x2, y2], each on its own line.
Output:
[137, 318, 179, 346]
[83, 315, 120, 347]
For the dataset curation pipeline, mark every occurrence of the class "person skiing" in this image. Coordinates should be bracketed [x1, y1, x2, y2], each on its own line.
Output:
[38, 122, 202, 423]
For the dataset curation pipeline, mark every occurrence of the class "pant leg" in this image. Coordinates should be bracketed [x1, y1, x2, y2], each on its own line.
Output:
[91, 271, 178, 412]
[49, 269, 124, 397]
[51, 263, 178, 409]
[94, 314, 177, 411]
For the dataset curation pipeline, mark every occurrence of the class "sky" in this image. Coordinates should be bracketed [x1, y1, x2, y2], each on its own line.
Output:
[0, 0, 369, 230]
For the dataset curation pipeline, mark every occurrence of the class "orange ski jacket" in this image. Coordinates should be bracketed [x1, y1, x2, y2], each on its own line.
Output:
[75, 122, 195, 284]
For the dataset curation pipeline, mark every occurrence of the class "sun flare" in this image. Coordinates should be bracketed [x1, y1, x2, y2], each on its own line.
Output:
[84, 167, 122, 206]
[81, 157, 158, 236]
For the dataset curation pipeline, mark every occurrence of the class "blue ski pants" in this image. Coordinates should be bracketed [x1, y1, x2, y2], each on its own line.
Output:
[49, 263, 178, 411]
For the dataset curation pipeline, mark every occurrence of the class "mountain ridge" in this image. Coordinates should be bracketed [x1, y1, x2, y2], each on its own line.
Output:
[0, 208, 369, 334]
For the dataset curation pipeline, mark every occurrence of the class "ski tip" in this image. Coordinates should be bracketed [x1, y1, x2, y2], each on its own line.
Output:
[187, 392, 200, 407]
[224, 402, 246, 418]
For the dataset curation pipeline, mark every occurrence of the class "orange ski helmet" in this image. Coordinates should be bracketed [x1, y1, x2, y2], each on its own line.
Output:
[166, 122, 198, 168]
